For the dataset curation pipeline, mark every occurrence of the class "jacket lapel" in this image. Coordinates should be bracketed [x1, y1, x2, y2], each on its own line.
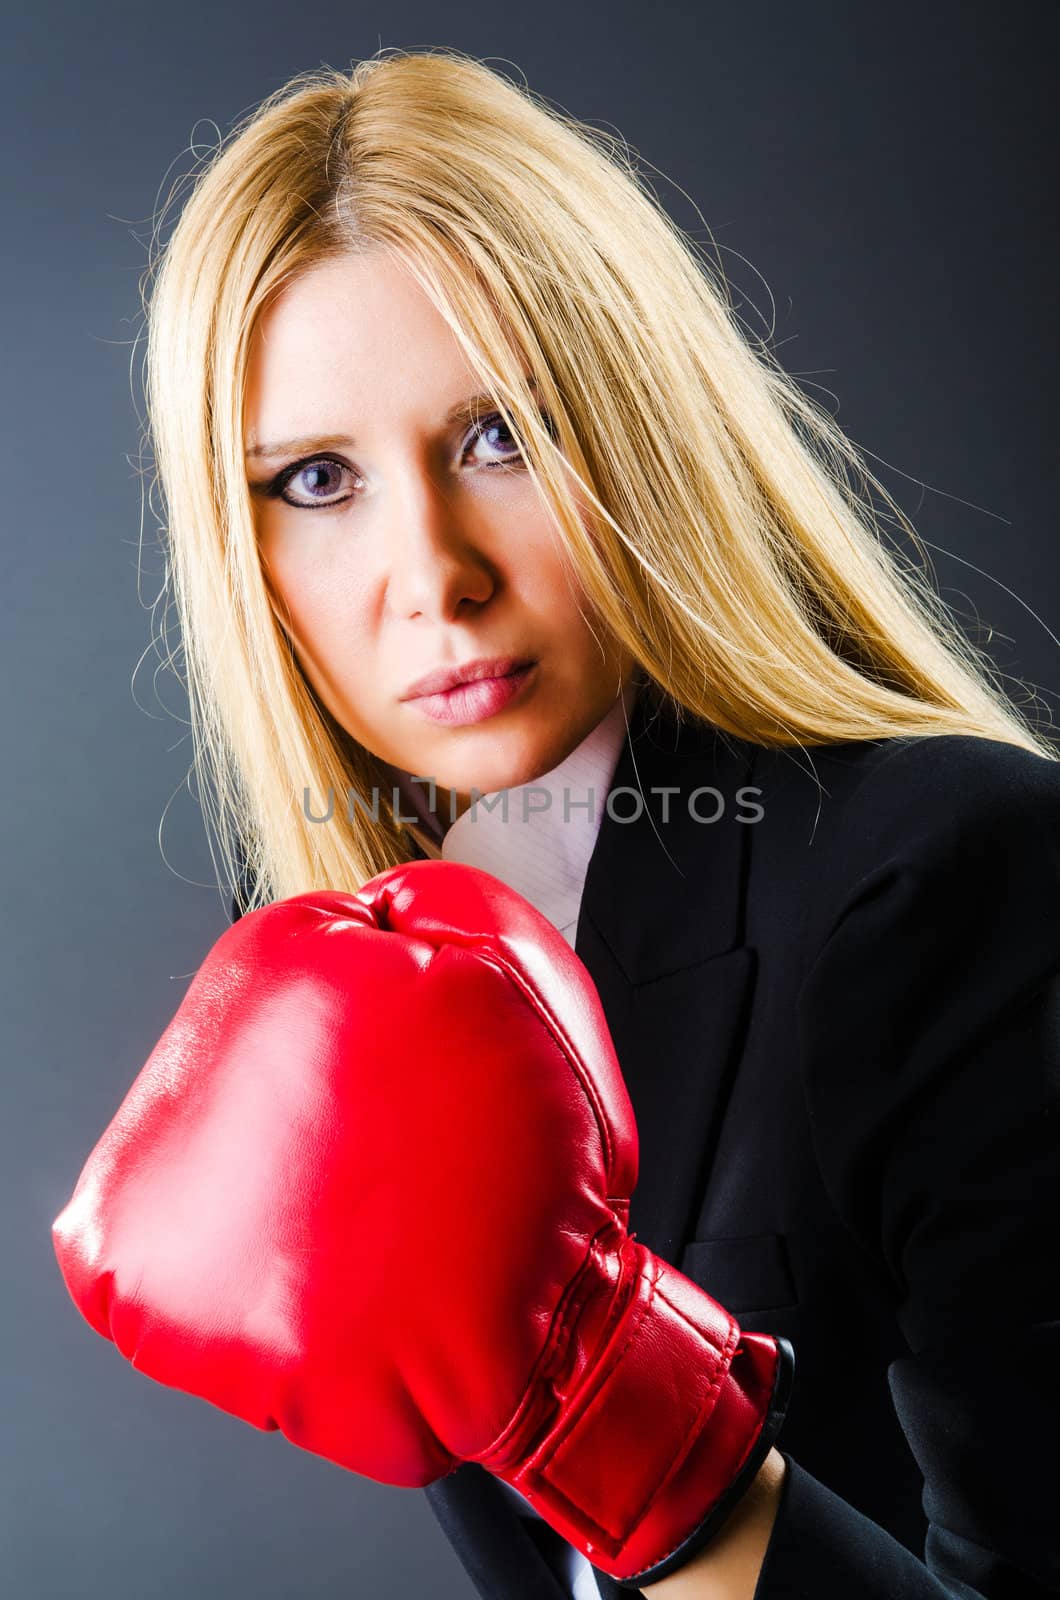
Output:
[574, 689, 757, 1264]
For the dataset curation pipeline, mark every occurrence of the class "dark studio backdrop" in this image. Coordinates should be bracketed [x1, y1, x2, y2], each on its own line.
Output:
[3, 2, 1057, 1596]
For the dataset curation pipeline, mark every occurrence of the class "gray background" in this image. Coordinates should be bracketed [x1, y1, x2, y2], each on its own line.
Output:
[4, 2, 1057, 1595]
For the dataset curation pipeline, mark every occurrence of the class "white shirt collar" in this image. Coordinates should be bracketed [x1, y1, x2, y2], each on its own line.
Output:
[383, 684, 637, 948]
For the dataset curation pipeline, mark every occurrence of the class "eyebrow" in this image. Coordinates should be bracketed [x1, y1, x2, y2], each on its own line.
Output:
[244, 381, 540, 462]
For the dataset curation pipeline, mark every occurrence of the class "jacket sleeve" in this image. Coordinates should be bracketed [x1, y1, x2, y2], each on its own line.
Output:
[754, 737, 1060, 1600]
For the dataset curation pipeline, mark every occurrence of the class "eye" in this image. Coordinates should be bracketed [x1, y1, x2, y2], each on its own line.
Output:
[263, 457, 362, 511]
[464, 412, 525, 468]
[463, 408, 556, 470]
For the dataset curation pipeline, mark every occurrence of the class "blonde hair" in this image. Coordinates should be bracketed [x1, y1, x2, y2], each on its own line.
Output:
[140, 47, 1056, 912]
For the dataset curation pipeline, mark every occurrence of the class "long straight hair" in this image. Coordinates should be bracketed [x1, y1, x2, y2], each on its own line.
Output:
[141, 47, 1056, 911]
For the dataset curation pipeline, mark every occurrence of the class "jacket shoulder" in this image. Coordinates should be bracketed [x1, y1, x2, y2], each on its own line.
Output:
[747, 730, 1060, 958]
[792, 730, 1060, 875]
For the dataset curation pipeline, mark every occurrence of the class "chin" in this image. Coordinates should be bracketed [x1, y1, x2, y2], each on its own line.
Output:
[435, 727, 558, 798]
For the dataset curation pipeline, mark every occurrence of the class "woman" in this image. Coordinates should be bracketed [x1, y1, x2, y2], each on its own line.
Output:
[55, 48, 1060, 1599]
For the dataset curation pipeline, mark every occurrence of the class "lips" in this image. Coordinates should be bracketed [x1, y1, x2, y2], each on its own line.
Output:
[405, 661, 538, 727]
[401, 655, 537, 701]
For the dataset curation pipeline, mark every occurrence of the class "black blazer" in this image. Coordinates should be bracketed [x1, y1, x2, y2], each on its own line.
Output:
[232, 688, 1060, 1599]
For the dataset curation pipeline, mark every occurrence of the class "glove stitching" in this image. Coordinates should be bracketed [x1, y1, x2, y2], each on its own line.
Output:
[518, 1251, 661, 1544]
[479, 1226, 622, 1467]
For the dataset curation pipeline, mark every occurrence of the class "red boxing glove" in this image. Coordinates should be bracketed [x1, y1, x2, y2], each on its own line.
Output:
[52, 860, 792, 1587]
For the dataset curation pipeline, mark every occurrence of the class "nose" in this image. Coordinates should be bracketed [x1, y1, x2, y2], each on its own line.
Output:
[385, 463, 497, 623]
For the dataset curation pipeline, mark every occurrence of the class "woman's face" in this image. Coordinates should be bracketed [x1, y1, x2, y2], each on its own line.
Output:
[244, 251, 635, 820]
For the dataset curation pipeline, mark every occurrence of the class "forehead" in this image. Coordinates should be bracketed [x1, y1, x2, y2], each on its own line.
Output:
[244, 252, 483, 436]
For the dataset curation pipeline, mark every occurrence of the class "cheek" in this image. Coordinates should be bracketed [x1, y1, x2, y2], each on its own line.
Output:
[262, 538, 369, 646]
[524, 542, 599, 651]
[510, 514, 584, 607]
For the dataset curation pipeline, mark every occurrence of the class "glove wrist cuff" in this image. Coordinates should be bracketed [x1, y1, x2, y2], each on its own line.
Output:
[496, 1247, 794, 1585]
[614, 1332, 795, 1588]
